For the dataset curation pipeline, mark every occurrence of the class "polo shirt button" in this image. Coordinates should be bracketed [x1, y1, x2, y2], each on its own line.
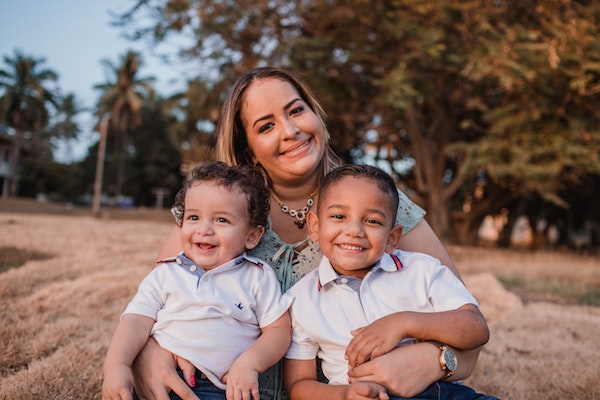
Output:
[190, 265, 197, 272]
[176, 257, 182, 265]
[340, 278, 348, 284]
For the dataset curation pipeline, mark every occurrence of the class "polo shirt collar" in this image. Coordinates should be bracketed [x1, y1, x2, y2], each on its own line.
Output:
[317, 252, 404, 290]
[374, 252, 405, 272]
[159, 252, 260, 278]
[316, 255, 339, 290]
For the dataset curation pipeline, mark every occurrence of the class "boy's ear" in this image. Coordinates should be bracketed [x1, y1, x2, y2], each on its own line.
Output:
[245, 225, 265, 250]
[306, 211, 320, 242]
[385, 224, 403, 253]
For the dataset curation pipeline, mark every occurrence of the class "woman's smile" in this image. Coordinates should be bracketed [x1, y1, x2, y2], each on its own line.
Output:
[280, 138, 312, 157]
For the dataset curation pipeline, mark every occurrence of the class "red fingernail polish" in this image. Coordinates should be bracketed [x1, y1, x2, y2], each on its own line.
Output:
[190, 375, 196, 386]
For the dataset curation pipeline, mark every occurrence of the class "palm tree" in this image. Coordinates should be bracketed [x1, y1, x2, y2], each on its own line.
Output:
[94, 50, 154, 198]
[50, 93, 84, 164]
[164, 78, 218, 171]
[0, 49, 58, 197]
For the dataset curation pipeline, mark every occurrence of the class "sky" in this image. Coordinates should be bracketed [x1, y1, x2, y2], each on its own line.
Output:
[0, 0, 190, 162]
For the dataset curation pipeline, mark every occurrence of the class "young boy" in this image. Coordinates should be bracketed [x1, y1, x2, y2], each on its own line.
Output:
[102, 161, 292, 400]
[283, 165, 496, 400]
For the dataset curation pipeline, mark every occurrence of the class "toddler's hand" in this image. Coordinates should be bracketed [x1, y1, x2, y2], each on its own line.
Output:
[102, 365, 134, 400]
[222, 360, 260, 400]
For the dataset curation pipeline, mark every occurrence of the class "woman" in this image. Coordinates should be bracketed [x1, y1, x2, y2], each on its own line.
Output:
[132, 67, 482, 400]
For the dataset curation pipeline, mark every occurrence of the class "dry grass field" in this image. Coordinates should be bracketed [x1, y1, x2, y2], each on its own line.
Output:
[1, 201, 599, 399]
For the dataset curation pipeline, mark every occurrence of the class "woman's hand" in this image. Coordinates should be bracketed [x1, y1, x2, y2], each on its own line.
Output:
[347, 342, 440, 398]
[131, 338, 197, 400]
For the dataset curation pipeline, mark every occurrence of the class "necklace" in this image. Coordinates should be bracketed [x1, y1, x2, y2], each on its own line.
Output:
[270, 187, 318, 229]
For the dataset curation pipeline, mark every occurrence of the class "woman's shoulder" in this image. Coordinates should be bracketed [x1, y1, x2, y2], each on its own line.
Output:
[395, 188, 426, 233]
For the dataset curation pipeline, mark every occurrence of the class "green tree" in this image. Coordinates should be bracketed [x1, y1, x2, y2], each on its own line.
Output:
[114, 0, 298, 80]
[164, 78, 220, 169]
[50, 93, 84, 164]
[0, 49, 58, 197]
[441, 0, 600, 244]
[77, 98, 182, 208]
[94, 50, 155, 198]
[129, 99, 182, 207]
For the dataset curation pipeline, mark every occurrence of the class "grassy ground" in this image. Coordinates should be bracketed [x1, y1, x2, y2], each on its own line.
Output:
[0, 197, 174, 222]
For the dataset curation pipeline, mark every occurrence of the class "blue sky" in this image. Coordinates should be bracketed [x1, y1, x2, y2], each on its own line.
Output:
[0, 0, 189, 162]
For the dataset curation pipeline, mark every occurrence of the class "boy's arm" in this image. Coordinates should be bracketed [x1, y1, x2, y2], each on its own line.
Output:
[102, 314, 155, 399]
[283, 358, 338, 399]
[345, 304, 489, 367]
[223, 311, 292, 400]
[284, 358, 389, 400]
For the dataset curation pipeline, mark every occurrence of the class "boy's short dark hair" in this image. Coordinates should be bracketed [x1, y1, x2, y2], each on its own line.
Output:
[172, 161, 270, 228]
[319, 164, 399, 222]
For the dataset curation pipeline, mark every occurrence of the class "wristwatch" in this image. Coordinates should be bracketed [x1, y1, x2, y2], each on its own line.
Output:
[436, 344, 457, 379]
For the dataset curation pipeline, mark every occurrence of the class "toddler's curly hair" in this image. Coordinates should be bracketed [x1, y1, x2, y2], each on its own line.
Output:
[172, 161, 270, 228]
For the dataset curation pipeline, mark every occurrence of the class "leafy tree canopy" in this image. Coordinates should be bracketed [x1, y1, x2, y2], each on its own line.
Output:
[113, 0, 600, 243]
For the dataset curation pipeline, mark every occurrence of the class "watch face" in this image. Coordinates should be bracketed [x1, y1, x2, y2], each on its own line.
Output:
[444, 349, 457, 371]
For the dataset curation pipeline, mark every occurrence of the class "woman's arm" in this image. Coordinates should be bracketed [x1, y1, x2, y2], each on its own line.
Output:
[156, 226, 182, 262]
[348, 341, 481, 398]
[345, 304, 489, 366]
[397, 220, 461, 280]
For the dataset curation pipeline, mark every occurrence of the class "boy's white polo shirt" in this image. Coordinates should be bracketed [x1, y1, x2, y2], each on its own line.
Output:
[124, 252, 292, 390]
[285, 249, 478, 385]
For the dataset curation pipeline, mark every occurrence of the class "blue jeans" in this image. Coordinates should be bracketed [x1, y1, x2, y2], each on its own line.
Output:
[133, 369, 226, 400]
[169, 369, 226, 400]
[390, 381, 500, 400]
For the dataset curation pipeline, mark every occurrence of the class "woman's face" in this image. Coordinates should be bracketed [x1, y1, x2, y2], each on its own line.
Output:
[240, 78, 327, 186]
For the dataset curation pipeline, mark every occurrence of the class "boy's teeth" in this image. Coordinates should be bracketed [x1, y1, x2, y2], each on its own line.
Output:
[339, 244, 363, 251]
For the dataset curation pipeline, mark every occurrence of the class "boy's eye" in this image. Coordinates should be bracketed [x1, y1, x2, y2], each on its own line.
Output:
[330, 214, 345, 220]
[216, 217, 229, 223]
[188, 215, 199, 221]
[366, 218, 383, 225]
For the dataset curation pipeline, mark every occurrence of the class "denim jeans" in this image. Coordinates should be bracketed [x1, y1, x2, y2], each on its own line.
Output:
[390, 381, 500, 400]
[168, 369, 226, 400]
[133, 369, 226, 400]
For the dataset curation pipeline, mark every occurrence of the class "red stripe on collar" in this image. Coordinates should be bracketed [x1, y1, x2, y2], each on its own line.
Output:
[390, 254, 404, 271]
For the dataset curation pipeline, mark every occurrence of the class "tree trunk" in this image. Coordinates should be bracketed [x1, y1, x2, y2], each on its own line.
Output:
[7, 129, 24, 197]
[92, 118, 108, 217]
[427, 190, 450, 241]
[114, 127, 127, 199]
